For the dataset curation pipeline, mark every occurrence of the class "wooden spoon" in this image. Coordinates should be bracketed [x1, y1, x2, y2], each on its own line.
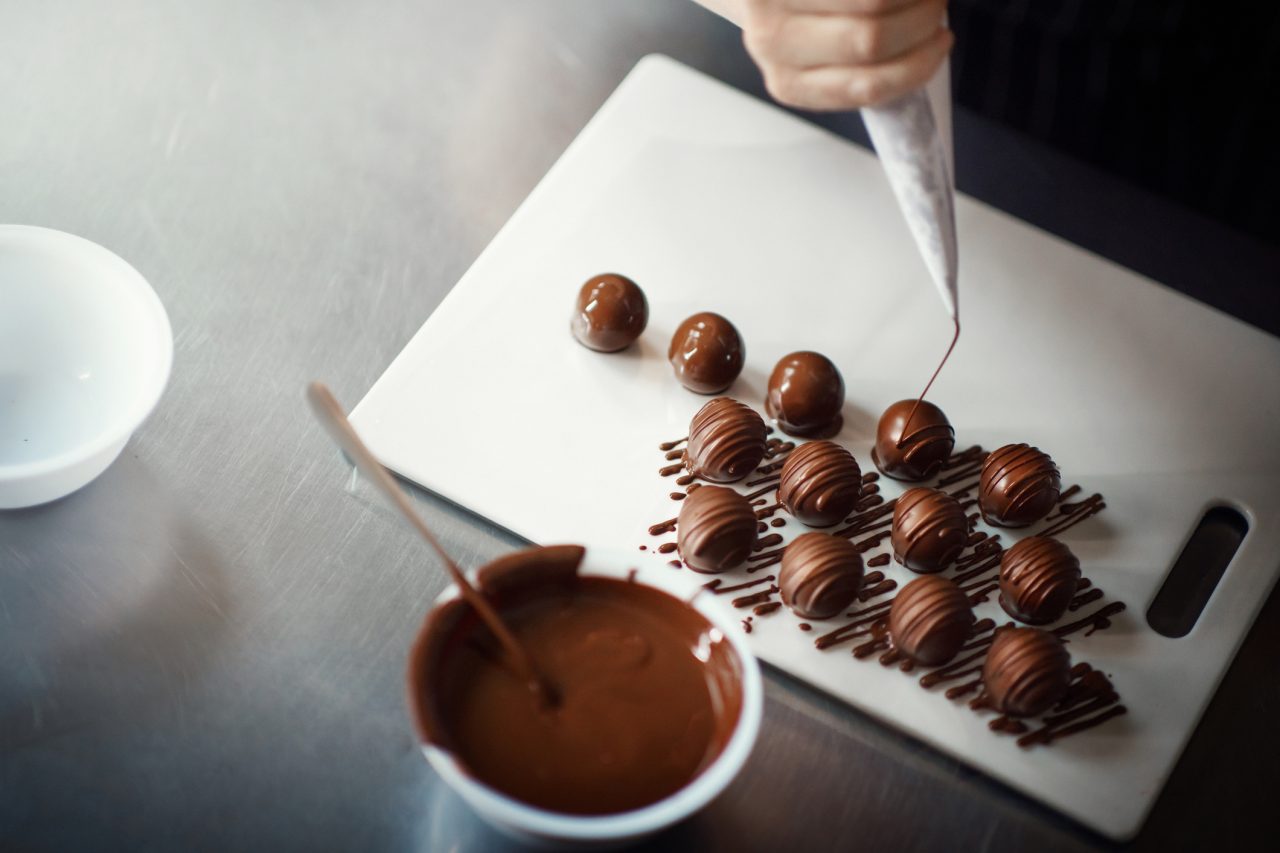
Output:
[306, 381, 556, 705]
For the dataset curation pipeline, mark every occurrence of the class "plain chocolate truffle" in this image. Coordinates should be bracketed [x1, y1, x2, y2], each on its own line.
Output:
[777, 440, 863, 528]
[779, 532, 864, 620]
[570, 273, 648, 352]
[871, 399, 955, 482]
[764, 352, 845, 437]
[676, 485, 757, 573]
[685, 398, 768, 484]
[891, 487, 970, 574]
[668, 312, 745, 394]
[982, 626, 1072, 717]
[998, 536, 1081, 625]
[979, 444, 1062, 528]
[888, 575, 975, 666]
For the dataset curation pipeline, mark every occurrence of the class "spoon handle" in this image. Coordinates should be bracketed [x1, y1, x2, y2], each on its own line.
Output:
[306, 381, 551, 700]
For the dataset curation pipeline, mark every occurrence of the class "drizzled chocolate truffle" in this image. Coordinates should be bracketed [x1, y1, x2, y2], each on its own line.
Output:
[676, 485, 757, 573]
[999, 536, 1081, 625]
[764, 352, 845, 437]
[871, 399, 955, 481]
[979, 444, 1062, 528]
[668, 312, 745, 394]
[685, 398, 767, 484]
[982, 626, 1071, 717]
[777, 440, 862, 528]
[779, 532, 864, 620]
[570, 273, 648, 352]
[891, 487, 969, 574]
[888, 575, 975, 666]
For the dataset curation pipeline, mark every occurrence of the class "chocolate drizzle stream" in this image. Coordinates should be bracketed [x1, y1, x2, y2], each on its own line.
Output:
[898, 318, 960, 449]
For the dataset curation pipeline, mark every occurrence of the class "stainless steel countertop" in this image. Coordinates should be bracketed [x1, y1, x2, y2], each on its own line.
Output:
[2, 2, 1277, 850]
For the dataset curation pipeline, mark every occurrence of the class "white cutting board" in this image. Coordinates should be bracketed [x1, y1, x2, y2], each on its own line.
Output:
[352, 56, 1280, 839]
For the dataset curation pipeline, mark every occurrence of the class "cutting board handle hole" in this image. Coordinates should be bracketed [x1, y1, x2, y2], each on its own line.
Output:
[1146, 505, 1248, 638]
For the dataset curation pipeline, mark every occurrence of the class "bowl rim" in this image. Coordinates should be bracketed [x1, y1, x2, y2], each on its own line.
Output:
[414, 546, 763, 841]
[0, 224, 173, 480]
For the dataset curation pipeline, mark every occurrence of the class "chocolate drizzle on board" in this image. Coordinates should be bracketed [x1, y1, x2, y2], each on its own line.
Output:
[732, 586, 779, 609]
[704, 575, 775, 595]
[644, 406, 1126, 749]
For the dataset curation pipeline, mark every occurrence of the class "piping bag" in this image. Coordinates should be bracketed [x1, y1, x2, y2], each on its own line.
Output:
[862, 63, 960, 412]
[862, 64, 958, 322]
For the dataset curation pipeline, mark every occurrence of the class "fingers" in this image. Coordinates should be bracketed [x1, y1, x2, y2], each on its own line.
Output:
[754, 0, 949, 68]
[749, 0, 922, 14]
[760, 26, 954, 110]
[847, 26, 952, 106]
[741, 0, 955, 111]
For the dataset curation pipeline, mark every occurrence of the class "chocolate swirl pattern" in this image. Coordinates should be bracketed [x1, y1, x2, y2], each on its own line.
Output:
[892, 487, 969, 574]
[779, 532, 865, 620]
[685, 397, 768, 484]
[676, 485, 757, 574]
[871, 399, 955, 481]
[979, 444, 1062, 527]
[888, 575, 975, 666]
[999, 536, 1081, 625]
[982, 626, 1072, 717]
[777, 440, 863, 528]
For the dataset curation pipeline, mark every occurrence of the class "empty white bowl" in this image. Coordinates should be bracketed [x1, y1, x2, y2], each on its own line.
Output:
[412, 547, 763, 847]
[0, 225, 172, 508]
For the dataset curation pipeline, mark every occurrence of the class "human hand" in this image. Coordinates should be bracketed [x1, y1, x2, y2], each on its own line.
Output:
[700, 0, 953, 110]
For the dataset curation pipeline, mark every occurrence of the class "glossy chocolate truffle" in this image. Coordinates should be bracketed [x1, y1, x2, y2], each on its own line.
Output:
[871, 399, 955, 481]
[779, 532, 864, 620]
[668, 312, 745, 394]
[891, 487, 969, 574]
[979, 444, 1062, 528]
[570, 273, 647, 352]
[888, 575, 975, 666]
[764, 352, 845, 437]
[676, 485, 757, 573]
[777, 440, 862, 528]
[686, 397, 767, 484]
[999, 536, 1081, 625]
[982, 626, 1071, 717]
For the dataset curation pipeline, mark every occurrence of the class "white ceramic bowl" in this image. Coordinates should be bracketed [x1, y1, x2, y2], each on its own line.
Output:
[417, 547, 763, 847]
[0, 225, 172, 508]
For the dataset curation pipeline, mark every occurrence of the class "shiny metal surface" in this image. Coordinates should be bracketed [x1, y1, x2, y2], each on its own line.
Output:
[2, 2, 1276, 850]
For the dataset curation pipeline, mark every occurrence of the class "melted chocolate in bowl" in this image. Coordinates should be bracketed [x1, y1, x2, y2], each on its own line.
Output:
[409, 547, 744, 816]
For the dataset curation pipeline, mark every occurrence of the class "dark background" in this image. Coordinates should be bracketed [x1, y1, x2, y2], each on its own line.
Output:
[951, 0, 1280, 246]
